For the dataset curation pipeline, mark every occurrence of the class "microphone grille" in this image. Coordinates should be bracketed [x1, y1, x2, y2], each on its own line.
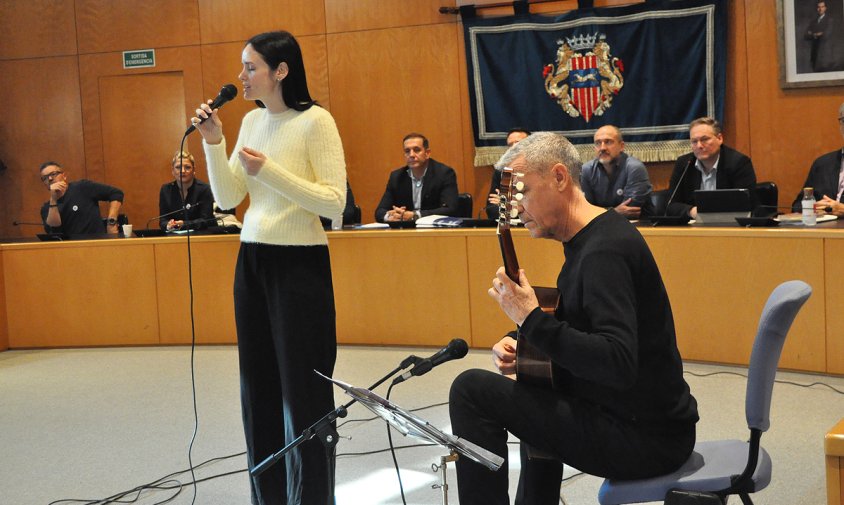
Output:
[450, 338, 469, 359]
[220, 84, 238, 100]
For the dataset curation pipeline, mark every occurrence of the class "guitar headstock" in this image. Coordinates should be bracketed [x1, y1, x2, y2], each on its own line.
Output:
[497, 166, 524, 231]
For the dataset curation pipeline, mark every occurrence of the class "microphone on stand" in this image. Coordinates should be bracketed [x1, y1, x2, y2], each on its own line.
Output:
[650, 157, 694, 226]
[392, 338, 469, 385]
[185, 84, 238, 135]
[146, 203, 200, 229]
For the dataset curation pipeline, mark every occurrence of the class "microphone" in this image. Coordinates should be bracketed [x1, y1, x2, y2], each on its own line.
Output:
[185, 84, 238, 135]
[13, 220, 43, 226]
[392, 338, 469, 385]
[649, 157, 694, 226]
[664, 156, 694, 213]
[146, 203, 199, 229]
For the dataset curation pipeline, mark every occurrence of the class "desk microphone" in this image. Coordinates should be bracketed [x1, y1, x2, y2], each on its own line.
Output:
[649, 157, 694, 226]
[146, 203, 199, 229]
[12, 221, 43, 226]
[392, 338, 469, 385]
[664, 157, 694, 213]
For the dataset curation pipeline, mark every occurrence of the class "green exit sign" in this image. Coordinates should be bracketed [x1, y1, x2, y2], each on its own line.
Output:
[123, 49, 155, 69]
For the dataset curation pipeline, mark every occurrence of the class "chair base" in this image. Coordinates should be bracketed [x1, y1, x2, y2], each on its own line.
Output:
[665, 489, 725, 504]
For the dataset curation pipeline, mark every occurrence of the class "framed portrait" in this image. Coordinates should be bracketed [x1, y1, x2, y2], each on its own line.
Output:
[777, 0, 844, 88]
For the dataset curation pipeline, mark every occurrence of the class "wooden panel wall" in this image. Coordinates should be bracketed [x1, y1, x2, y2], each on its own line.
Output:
[0, 0, 840, 241]
[0, 250, 7, 351]
[327, 23, 465, 221]
[0, 56, 86, 232]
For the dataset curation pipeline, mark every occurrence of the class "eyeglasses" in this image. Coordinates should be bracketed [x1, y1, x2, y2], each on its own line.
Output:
[40, 170, 63, 182]
[690, 136, 715, 146]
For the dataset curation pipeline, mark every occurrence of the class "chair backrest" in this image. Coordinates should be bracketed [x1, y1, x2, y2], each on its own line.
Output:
[650, 189, 669, 216]
[457, 192, 473, 218]
[753, 181, 778, 217]
[754, 181, 778, 208]
[746, 280, 812, 432]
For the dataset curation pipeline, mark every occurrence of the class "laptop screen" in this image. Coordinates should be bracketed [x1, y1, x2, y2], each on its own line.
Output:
[694, 189, 752, 213]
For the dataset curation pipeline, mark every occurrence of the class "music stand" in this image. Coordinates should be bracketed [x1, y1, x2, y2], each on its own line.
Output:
[318, 372, 504, 471]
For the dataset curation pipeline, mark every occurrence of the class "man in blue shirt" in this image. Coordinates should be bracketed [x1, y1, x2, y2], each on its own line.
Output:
[580, 125, 653, 219]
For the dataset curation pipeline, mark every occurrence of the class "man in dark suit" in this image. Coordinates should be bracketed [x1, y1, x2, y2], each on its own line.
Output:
[375, 133, 459, 222]
[805, 1, 834, 72]
[666, 117, 756, 218]
[791, 101, 844, 215]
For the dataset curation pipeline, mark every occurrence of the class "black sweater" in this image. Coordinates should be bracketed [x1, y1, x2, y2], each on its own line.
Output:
[519, 210, 698, 431]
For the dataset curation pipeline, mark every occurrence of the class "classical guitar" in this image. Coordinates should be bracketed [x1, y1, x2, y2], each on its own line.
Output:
[496, 166, 559, 389]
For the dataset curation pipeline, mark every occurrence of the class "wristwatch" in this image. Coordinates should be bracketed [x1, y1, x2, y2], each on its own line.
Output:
[106, 218, 117, 226]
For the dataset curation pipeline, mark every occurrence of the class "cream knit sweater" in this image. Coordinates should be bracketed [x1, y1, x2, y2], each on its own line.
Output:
[203, 106, 346, 246]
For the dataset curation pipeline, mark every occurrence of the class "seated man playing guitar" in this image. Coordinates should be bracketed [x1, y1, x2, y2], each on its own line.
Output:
[449, 132, 699, 505]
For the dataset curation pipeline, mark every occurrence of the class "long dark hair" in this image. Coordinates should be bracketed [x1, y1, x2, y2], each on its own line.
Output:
[247, 31, 315, 111]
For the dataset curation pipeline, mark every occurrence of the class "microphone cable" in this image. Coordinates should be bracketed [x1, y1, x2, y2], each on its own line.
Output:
[175, 136, 201, 505]
[384, 381, 409, 505]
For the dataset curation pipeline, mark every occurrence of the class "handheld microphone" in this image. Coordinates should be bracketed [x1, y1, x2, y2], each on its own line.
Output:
[392, 338, 469, 385]
[146, 203, 198, 229]
[185, 84, 238, 135]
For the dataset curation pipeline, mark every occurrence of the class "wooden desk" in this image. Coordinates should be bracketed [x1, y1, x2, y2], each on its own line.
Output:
[0, 225, 842, 374]
[827, 418, 844, 505]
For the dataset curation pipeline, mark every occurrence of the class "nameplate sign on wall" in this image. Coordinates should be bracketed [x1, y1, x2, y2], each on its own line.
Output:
[123, 49, 156, 69]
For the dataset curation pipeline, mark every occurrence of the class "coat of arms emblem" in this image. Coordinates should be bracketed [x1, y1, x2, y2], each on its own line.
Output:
[543, 33, 624, 122]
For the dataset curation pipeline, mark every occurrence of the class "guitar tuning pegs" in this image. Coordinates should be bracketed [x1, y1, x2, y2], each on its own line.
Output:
[509, 208, 519, 218]
[514, 181, 524, 191]
[514, 193, 523, 201]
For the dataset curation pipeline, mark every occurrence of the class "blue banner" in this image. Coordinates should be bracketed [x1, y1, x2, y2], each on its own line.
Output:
[463, 0, 726, 164]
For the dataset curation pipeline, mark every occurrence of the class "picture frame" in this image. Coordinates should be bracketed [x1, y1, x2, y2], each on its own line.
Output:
[777, 0, 844, 88]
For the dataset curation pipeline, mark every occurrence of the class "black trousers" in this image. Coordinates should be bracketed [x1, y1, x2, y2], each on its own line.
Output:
[449, 369, 695, 505]
[234, 243, 338, 505]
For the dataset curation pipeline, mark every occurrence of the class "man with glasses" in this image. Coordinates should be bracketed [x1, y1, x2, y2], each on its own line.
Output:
[39, 161, 124, 236]
[666, 117, 756, 218]
[790, 102, 844, 216]
[581, 125, 653, 219]
[159, 151, 215, 231]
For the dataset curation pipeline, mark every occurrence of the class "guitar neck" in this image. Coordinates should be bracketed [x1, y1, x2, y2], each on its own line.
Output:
[498, 228, 520, 283]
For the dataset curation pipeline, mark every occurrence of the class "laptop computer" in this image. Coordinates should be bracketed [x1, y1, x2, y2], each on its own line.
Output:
[133, 228, 167, 238]
[694, 189, 752, 224]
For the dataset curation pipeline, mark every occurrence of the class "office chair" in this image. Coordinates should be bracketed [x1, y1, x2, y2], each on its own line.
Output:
[457, 192, 473, 218]
[650, 189, 670, 217]
[752, 182, 778, 217]
[598, 280, 812, 505]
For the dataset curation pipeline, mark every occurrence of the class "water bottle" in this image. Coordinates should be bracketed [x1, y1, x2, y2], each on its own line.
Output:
[801, 187, 816, 226]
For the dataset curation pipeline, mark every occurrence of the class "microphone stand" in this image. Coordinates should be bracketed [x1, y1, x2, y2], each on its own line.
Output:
[250, 355, 421, 478]
[146, 204, 197, 230]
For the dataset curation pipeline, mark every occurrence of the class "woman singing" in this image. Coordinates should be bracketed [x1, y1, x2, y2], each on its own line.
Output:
[191, 31, 346, 505]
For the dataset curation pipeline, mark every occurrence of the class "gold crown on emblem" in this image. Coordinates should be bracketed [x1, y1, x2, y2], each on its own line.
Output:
[564, 33, 598, 51]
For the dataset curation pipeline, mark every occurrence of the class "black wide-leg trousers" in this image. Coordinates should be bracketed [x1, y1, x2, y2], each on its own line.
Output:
[234, 243, 337, 505]
[449, 369, 694, 505]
